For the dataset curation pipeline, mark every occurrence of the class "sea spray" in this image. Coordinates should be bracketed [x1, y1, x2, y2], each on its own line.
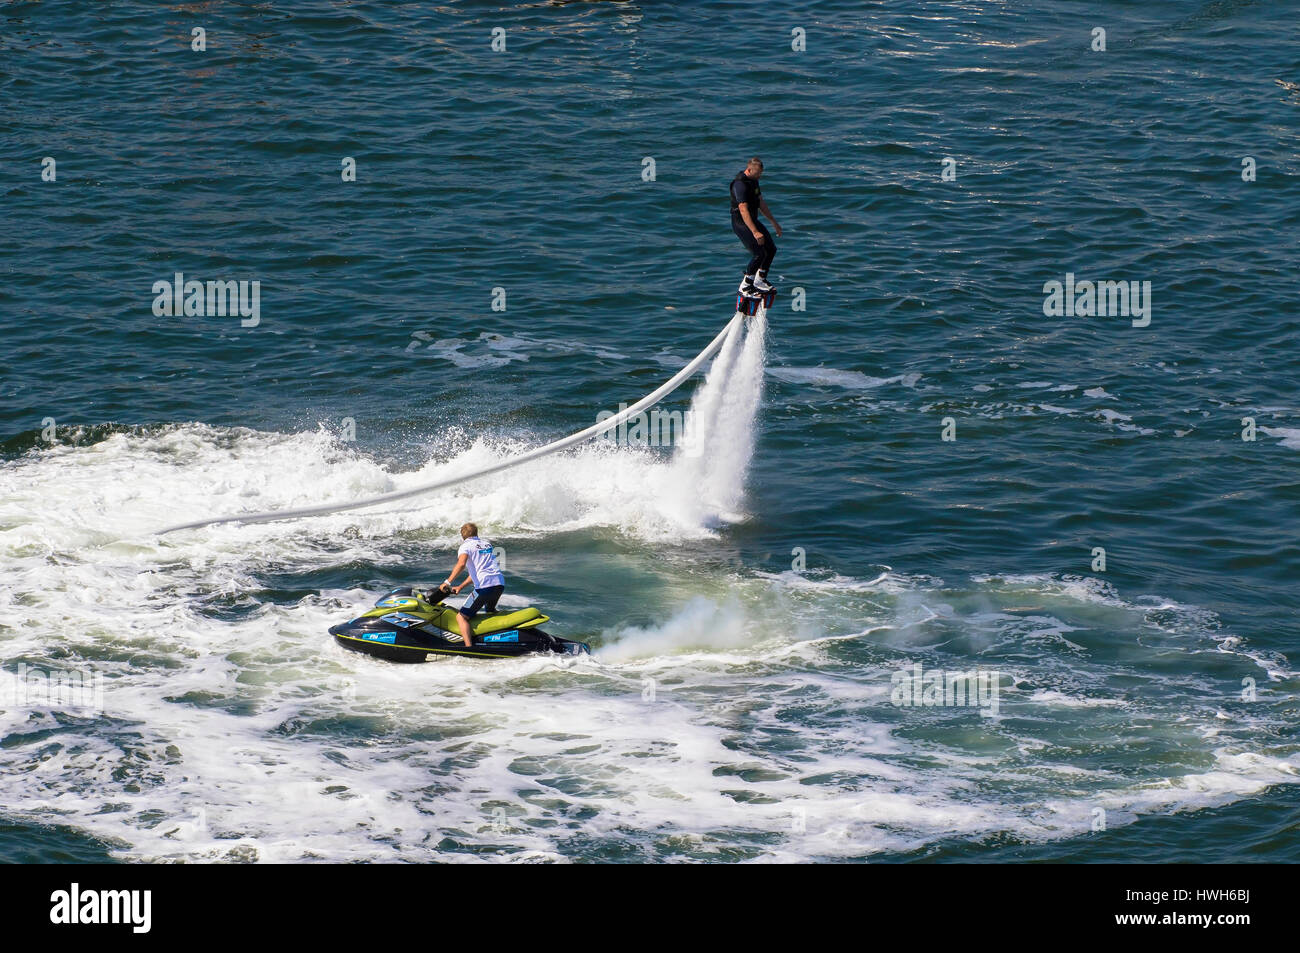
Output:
[679, 317, 745, 455]
[670, 312, 768, 522]
[700, 310, 767, 516]
[597, 595, 753, 661]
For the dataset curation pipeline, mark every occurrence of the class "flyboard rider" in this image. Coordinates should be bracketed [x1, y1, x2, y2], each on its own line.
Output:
[731, 156, 782, 298]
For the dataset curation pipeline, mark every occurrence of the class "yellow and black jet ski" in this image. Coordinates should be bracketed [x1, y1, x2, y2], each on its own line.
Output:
[330, 585, 590, 662]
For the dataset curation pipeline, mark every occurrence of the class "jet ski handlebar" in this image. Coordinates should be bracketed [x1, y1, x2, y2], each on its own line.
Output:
[421, 583, 454, 603]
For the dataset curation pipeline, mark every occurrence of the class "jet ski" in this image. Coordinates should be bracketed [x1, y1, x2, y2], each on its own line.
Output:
[329, 585, 591, 662]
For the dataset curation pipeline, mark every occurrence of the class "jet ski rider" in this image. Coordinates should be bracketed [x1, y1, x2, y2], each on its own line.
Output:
[442, 522, 506, 647]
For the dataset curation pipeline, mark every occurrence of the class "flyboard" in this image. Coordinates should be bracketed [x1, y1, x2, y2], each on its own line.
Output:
[736, 285, 777, 317]
[155, 303, 765, 535]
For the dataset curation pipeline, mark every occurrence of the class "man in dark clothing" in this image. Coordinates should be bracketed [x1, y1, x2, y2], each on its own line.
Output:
[730, 156, 783, 296]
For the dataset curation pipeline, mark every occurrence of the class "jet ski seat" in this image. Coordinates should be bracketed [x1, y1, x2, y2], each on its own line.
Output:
[473, 608, 547, 636]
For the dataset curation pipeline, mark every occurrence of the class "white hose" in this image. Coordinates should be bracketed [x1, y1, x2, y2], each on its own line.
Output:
[157, 312, 748, 534]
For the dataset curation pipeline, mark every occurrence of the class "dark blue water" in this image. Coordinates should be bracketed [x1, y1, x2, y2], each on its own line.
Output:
[2, 0, 1298, 862]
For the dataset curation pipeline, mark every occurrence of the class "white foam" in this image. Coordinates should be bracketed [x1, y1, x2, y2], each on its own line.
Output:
[408, 331, 628, 368]
[767, 366, 920, 390]
[1028, 689, 1125, 709]
[1261, 426, 1300, 450]
[0, 415, 777, 553]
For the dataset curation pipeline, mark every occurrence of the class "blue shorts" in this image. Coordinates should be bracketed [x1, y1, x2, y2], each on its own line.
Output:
[459, 584, 504, 618]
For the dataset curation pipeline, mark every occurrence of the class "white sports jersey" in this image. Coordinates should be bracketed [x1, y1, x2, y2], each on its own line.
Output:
[457, 537, 504, 588]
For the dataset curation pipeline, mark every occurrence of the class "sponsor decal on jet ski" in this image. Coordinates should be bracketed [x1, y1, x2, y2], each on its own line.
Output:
[380, 611, 425, 628]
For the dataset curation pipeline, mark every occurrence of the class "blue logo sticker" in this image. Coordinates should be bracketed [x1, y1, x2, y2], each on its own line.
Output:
[482, 630, 519, 643]
[362, 632, 397, 644]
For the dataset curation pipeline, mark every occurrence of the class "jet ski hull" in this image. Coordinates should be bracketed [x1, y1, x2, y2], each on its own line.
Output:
[330, 621, 588, 662]
[329, 587, 590, 662]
